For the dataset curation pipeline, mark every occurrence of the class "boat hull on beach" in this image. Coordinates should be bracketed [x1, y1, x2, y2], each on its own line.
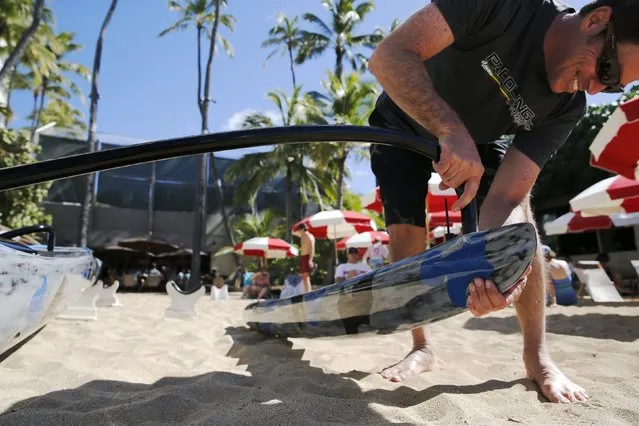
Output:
[0, 242, 100, 357]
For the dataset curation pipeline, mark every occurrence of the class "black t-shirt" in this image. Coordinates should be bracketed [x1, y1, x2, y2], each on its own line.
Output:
[374, 0, 587, 168]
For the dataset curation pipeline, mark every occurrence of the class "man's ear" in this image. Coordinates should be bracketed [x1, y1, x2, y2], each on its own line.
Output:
[580, 5, 612, 36]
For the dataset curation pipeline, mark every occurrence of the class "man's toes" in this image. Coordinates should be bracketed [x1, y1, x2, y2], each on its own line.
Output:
[380, 369, 396, 379]
[574, 389, 588, 401]
[564, 391, 579, 403]
[390, 372, 406, 382]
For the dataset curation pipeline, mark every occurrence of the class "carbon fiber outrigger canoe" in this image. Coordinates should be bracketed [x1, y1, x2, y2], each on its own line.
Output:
[0, 225, 100, 357]
[0, 126, 536, 347]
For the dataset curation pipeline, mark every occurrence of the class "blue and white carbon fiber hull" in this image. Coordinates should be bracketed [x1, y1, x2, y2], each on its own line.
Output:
[245, 223, 537, 338]
[0, 242, 100, 357]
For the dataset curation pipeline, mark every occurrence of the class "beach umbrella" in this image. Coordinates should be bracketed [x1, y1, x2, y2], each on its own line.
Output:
[543, 211, 639, 236]
[361, 174, 458, 214]
[570, 175, 639, 216]
[428, 223, 462, 240]
[336, 231, 389, 250]
[428, 210, 462, 228]
[589, 97, 639, 180]
[233, 237, 299, 259]
[293, 210, 377, 240]
[117, 235, 179, 255]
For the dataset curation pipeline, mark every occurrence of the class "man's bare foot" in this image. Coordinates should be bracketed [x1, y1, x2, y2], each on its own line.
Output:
[525, 355, 588, 403]
[380, 346, 439, 382]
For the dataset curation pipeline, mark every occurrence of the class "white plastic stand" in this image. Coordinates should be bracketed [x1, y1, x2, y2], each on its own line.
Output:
[165, 281, 205, 319]
[96, 280, 123, 307]
[58, 281, 101, 321]
[211, 284, 229, 300]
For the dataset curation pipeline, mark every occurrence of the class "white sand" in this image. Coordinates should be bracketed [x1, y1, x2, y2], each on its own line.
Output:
[0, 293, 637, 425]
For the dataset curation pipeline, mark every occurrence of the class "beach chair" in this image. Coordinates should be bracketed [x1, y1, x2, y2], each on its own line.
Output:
[143, 274, 163, 291]
[573, 261, 624, 302]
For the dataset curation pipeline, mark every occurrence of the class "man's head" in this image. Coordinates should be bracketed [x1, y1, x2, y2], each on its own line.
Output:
[347, 247, 360, 262]
[296, 223, 307, 233]
[546, 0, 639, 95]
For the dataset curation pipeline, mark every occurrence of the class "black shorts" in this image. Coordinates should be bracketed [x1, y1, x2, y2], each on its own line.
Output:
[369, 109, 509, 228]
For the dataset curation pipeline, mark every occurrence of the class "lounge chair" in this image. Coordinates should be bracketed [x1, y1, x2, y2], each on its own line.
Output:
[573, 261, 624, 302]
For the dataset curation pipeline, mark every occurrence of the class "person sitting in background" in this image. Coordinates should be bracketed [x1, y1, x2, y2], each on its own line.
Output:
[335, 247, 372, 282]
[544, 245, 577, 306]
[280, 268, 304, 298]
[363, 237, 389, 269]
[242, 267, 270, 299]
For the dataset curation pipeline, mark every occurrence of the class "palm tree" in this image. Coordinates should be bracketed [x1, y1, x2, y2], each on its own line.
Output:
[262, 13, 304, 89]
[0, 0, 46, 83]
[297, 0, 381, 79]
[0, 2, 56, 127]
[224, 87, 333, 242]
[309, 71, 378, 208]
[232, 209, 286, 242]
[29, 31, 89, 142]
[27, 97, 86, 133]
[79, 0, 119, 248]
[160, 0, 236, 290]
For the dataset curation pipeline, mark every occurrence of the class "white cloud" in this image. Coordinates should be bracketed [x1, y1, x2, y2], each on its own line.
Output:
[222, 108, 281, 131]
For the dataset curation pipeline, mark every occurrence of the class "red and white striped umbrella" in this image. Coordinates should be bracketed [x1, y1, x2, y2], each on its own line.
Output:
[570, 175, 639, 216]
[293, 210, 377, 240]
[589, 97, 639, 180]
[336, 231, 389, 250]
[544, 211, 639, 235]
[428, 223, 462, 240]
[428, 210, 461, 228]
[361, 174, 458, 214]
[233, 237, 299, 259]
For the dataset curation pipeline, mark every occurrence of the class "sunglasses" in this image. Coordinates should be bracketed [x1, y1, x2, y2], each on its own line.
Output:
[597, 20, 624, 94]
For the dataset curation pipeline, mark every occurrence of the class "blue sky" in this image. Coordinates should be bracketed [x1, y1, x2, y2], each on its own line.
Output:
[10, 0, 625, 196]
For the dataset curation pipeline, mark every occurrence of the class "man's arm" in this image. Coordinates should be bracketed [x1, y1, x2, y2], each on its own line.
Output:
[369, 4, 460, 137]
[478, 146, 541, 230]
[368, 3, 483, 210]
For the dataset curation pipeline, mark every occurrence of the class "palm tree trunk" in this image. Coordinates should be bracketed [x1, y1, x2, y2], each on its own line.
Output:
[285, 162, 293, 242]
[31, 80, 47, 140]
[335, 45, 344, 80]
[29, 91, 38, 137]
[191, 0, 238, 290]
[287, 45, 297, 89]
[148, 161, 156, 237]
[335, 153, 347, 209]
[80, 0, 118, 247]
[4, 68, 15, 127]
[0, 0, 45, 82]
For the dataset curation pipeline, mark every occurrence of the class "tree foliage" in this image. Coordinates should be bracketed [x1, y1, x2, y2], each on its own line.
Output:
[0, 129, 51, 228]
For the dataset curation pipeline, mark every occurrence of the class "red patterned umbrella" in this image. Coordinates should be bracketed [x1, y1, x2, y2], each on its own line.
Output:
[233, 237, 299, 259]
[361, 174, 458, 214]
[589, 97, 639, 180]
[570, 175, 639, 216]
[428, 211, 461, 228]
[293, 210, 377, 240]
[336, 231, 389, 250]
[544, 211, 639, 235]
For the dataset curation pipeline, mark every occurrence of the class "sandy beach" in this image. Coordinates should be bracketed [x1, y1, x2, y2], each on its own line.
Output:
[0, 292, 637, 425]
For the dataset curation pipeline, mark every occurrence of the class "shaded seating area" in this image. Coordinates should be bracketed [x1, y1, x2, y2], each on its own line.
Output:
[92, 236, 211, 293]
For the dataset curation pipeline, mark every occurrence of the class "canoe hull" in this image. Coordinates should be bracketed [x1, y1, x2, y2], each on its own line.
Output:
[245, 223, 537, 338]
[0, 244, 100, 357]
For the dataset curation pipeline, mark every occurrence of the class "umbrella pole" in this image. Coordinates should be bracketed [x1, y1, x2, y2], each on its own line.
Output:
[334, 224, 339, 266]
[596, 230, 604, 253]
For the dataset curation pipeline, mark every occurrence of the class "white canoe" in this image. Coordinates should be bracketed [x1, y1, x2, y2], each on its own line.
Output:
[0, 241, 100, 357]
